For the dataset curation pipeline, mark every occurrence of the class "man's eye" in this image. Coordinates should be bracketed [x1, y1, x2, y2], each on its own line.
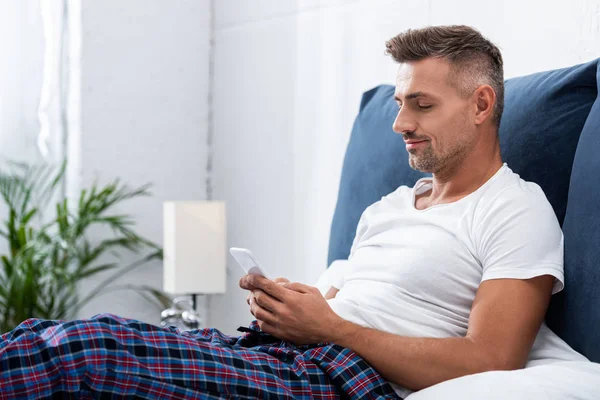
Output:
[418, 105, 432, 109]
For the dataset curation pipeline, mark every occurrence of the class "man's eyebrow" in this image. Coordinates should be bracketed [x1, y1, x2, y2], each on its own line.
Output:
[394, 92, 428, 102]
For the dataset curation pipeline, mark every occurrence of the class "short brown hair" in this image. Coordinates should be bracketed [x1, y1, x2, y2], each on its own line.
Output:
[385, 25, 504, 129]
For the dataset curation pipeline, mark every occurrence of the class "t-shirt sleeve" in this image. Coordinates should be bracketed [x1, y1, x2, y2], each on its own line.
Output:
[475, 184, 564, 294]
[348, 211, 368, 259]
[348, 200, 381, 259]
[315, 260, 350, 293]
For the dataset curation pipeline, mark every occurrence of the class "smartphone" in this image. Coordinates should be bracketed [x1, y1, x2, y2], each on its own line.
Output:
[229, 247, 272, 279]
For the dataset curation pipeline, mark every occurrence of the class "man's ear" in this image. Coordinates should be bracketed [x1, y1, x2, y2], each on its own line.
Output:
[473, 85, 496, 126]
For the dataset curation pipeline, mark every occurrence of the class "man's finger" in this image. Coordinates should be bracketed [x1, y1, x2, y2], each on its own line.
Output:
[253, 290, 280, 313]
[256, 319, 279, 337]
[251, 302, 277, 326]
[249, 275, 289, 302]
[282, 282, 313, 294]
[239, 274, 259, 290]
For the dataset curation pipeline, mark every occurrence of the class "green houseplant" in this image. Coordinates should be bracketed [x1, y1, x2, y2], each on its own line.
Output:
[0, 161, 171, 332]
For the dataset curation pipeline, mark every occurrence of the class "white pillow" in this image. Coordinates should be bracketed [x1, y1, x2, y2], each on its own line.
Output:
[405, 361, 600, 400]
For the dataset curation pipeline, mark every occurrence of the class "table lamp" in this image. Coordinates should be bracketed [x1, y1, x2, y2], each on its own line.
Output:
[163, 201, 227, 324]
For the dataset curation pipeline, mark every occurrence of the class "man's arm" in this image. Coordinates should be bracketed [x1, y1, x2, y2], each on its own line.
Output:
[324, 287, 339, 299]
[240, 274, 553, 391]
[331, 275, 553, 390]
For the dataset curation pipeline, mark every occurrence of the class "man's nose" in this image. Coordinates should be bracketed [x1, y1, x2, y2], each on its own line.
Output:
[392, 109, 417, 135]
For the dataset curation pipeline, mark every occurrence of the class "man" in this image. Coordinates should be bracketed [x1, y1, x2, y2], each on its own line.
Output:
[0, 25, 589, 399]
[239, 25, 588, 398]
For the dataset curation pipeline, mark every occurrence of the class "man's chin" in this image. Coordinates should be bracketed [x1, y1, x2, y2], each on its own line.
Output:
[408, 156, 435, 173]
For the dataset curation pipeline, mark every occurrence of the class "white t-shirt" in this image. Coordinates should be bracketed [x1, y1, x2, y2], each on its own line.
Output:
[325, 164, 588, 398]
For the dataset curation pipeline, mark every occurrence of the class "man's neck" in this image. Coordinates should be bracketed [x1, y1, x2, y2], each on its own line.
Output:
[426, 145, 503, 205]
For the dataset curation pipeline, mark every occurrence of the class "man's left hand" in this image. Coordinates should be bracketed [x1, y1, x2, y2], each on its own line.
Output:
[239, 275, 343, 345]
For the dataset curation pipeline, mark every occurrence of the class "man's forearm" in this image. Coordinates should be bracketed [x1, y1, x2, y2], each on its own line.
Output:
[329, 320, 507, 391]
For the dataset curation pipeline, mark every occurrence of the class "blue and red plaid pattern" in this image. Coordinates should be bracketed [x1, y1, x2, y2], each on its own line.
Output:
[0, 313, 401, 399]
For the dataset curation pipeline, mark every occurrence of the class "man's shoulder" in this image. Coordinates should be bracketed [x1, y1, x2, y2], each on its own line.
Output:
[477, 165, 549, 209]
[356, 185, 413, 224]
[474, 165, 556, 225]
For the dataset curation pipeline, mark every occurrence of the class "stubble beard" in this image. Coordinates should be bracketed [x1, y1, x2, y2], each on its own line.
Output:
[408, 139, 471, 174]
[408, 144, 438, 172]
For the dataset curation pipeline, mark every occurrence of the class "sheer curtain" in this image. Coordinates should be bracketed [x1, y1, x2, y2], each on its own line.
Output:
[0, 0, 66, 166]
[0, 0, 67, 257]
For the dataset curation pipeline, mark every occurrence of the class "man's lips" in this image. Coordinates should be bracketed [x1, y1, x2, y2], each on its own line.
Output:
[405, 139, 428, 150]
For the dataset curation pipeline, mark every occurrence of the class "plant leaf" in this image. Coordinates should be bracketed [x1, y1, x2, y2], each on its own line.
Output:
[72, 250, 162, 315]
[0, 159, 162, 331]
[74, 263, 118, 280]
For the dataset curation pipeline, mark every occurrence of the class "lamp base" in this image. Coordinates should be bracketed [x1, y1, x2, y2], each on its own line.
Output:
[192, 293, 197, 311]
[160, 295, 203, 331]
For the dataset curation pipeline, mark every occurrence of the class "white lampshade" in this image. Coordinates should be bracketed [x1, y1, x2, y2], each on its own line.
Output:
[163, 201, 226, 294]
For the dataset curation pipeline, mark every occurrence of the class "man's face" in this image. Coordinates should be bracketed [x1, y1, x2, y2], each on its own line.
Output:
[393, 58, 476, 173]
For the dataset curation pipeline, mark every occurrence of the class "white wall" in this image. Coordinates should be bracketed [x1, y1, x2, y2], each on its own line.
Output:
[210, 0, 600, 334]
[210, 0, 299, 334]
[69, 0, 211, 324]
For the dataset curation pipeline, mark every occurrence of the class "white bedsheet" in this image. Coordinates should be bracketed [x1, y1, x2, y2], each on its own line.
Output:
[405, 361, 600, 400]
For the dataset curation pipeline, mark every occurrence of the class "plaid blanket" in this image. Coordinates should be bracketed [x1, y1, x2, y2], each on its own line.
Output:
[0, 313, 401, 399]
